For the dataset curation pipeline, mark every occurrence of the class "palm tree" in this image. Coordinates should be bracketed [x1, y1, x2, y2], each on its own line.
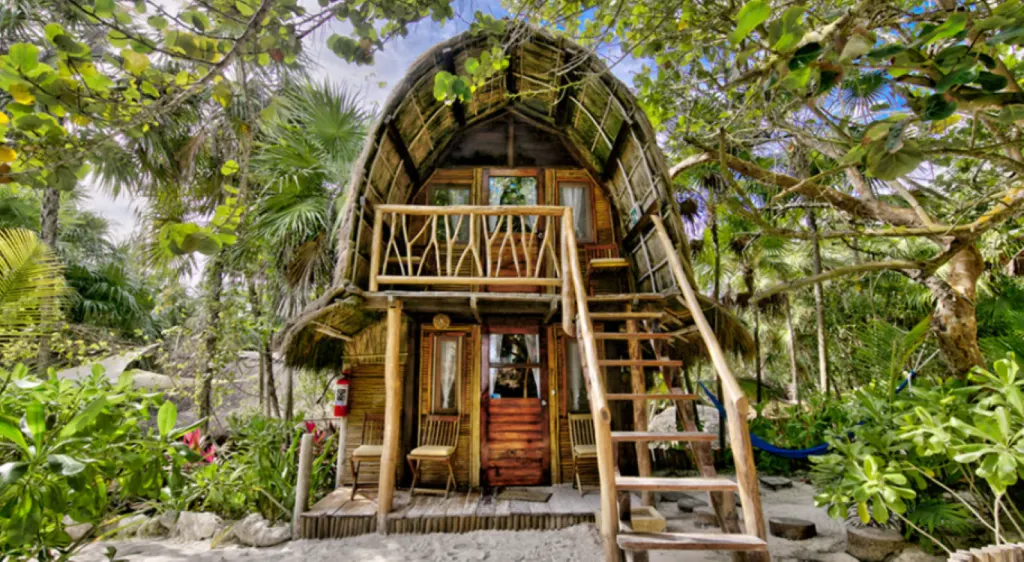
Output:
[0, 228, 66, 340]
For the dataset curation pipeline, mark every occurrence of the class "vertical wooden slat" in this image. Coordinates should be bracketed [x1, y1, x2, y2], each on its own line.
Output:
[369, 208, 384, 291]
[292, 433, 314, 539]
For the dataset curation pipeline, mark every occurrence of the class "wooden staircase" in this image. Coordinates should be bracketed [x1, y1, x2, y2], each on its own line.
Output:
[560, 213, 768, 561]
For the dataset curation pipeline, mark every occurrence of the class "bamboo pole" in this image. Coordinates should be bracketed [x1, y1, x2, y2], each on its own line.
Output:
[335, 414, 349, 489]
[369, 208, 384, 291]
[293, 433, 315, 539]
[651, 215, 768, 548]
[377, 299, 404, 532]
[562, 209, 620, 562]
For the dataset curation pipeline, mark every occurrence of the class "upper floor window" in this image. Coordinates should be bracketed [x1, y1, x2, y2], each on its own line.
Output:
[559, 182, 594, 242]
[429, 184, 471, 242]
[487, 174, 538, 231]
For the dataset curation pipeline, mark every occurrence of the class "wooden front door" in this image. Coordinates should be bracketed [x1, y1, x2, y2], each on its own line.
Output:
[481, 325, 550, 486]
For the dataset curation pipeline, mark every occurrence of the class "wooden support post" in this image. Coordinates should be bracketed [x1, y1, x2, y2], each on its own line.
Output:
[385, 115, 421, 187]
[293, 433, 314, 539]
[335, 414, 349, 489]
[377, 299, 404, 531]
[626, 305, 653, 507]
[651, 216, 768, 553]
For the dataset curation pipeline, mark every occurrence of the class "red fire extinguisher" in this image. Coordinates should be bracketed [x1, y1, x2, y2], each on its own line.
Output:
[334, 368, 351, 417]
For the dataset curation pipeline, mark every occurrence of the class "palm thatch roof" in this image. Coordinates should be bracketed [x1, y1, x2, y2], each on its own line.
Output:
[278, 23, 752, 369]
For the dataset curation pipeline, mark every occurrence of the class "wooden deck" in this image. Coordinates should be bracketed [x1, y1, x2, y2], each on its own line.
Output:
[299, 484, 619, 539]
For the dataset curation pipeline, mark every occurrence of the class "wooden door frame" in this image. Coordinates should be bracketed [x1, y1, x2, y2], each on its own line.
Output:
[479, 320, 551, 486]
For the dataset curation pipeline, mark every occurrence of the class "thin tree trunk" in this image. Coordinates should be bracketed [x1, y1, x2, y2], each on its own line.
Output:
[265, 337, 281, 418]
[754, 308, 762, 404]
[710, 197, 725, 458]
[284, 366, 294, 421]
[784, 295, 800, 405]
[926, 243, 985, 376]
[248, 279, 266, 415]
[199, 256, 224, 431]
[36, 186, 60, 371]
[808, 210, 830, 394]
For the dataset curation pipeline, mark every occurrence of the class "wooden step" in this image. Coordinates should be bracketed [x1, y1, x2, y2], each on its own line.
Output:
[598, 359, 682, 368]
[589, 312, 664, 321]
[606, 393, 698, 401]
[617, 532, 768, 552]
[586, 293, 664, 303]
[610, 431, 716, 443]
[589, 257, 630, 269]
[615, 476, 738, 493]
[593, 332, 673, 340]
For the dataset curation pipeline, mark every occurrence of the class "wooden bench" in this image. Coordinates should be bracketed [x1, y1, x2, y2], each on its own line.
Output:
[568, 412, 598, 495]
[407, 414, 460, 498]
[350, 413, 384, 497]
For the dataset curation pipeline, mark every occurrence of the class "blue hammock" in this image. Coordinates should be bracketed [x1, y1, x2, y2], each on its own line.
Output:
[696, 374, 915, 460]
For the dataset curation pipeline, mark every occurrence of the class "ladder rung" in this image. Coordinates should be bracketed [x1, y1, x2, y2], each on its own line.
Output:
[606, 393, 698, 401]
[594, 332, 673, 340]
[617, 532, 768, 552]
[589, 312, 664, 321]
[586, 293, 664, 303]
[615, 476, 738, 492]
[610, 431, 716, 443]
[598, 359, 682, 368]
[589, 258, 630, 269]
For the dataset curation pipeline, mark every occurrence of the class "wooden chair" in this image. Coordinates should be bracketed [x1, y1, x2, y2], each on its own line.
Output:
[407, 414, 460, 498]
[350, 414, 384, 497]
[568, 413, 598, 495]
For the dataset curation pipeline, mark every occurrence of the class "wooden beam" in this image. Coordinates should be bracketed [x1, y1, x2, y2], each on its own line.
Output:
[293, 433, 314, 539]
[440, 48, 467, 127]
[377, 299, 404, 531]
[602, 120, 632, 182]
[626, 304, 654, 507]
[384, 115, 421, 187]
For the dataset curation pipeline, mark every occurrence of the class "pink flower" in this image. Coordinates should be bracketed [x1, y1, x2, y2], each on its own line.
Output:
[183, 428, 201, 449]
[202, 445, 216, 463]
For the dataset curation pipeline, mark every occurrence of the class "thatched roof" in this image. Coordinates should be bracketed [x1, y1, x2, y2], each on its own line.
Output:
[278, 23, 752, 369]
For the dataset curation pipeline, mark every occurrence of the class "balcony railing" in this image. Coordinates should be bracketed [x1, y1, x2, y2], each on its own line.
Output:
[368, 205, 567, 291]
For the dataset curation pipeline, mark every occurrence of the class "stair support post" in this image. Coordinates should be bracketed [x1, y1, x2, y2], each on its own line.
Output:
[626, 305, 654, 506]
[563, 210, 620, 562]
[651, 216, 768, 551]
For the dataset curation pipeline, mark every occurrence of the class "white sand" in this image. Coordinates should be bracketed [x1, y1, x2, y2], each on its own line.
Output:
[74, 524, 604, 562]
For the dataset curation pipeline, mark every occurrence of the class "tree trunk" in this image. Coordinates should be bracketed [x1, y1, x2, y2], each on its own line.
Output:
[926, 243, 985, 375]
[36, 186, 60, 371]
[247, 278, 280, 417]
[264, 337, 281, 418]
[808, 210, 830, 394]
[784, 296, 800, 405]
[710, 198, 725, 458]
[248, 280, 265, 414]
[199, 256, 224, 431]
[754, 308, 762, 404]
[284, 366, 294, 421]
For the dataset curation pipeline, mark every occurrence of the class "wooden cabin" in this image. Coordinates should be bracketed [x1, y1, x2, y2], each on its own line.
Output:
[280, 24, 770, 562]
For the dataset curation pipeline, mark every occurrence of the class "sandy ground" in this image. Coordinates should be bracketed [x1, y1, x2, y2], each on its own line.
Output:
[75, 480, 868, 562]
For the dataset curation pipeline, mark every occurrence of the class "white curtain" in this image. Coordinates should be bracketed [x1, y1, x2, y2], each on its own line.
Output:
[438, 339, 458, 410]
[560, 185, 591, 239]
[524, 335, 539, 396]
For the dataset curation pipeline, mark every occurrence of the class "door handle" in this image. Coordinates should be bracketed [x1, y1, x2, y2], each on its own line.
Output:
[541, 399, 548, 407]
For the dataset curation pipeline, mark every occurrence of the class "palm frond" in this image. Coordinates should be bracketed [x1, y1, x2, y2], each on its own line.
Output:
[0, 228, 67, 338]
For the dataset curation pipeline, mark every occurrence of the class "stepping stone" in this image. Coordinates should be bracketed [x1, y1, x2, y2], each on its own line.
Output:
[676, 493, 708, 513]
[769, 517, 817, 540]
[759, 475, 793, 490]
[846, 526, 906, 562]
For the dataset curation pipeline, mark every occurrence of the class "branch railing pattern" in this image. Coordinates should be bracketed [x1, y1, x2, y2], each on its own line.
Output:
[369, 205, 566, 290]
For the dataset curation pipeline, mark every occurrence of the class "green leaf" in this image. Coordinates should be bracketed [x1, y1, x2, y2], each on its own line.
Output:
[872, 495, 889, 523]
[977, 71, 1009, 92]
[770, 5, 805, 52]
[121, 49, 149, 75]
[729, 0, 771, 45]
[856, 501, 870, 524]
[8, 43, 39, 73]
[0, 462, 28, 487]
[94, 0, 115, 17]
[780, 66, 812, 90]
[788, 42, 822, 70]
[47, 454, 85, 476]
[25, 401, 45, 448]
[59, 397, 106, 439]
[0, 417, 28, 452]
[864, 455, 880, 479]
[921, 94, 958, 121]
[920, 13, 967, 45]
[235, 0, 255, 16]
[866, 140, 923, 180]
[158, 401, 177, 439]
[867, 44, 905, 59]
[220, 160, 239, 176]
[465, 56, 480, 76]
[935, 68, 977, 93]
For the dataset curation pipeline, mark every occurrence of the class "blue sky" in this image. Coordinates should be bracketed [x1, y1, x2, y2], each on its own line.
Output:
[82, 1, 643, 240]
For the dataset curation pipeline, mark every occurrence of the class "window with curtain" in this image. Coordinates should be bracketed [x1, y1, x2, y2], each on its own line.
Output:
[432, 335, 461, 413]
[565, 339, 590, 413]
[429, 185, 471, 242]
[487, 175, 538, 231]
[559, 183, 594, 242]
[488, 332, 541, 399]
